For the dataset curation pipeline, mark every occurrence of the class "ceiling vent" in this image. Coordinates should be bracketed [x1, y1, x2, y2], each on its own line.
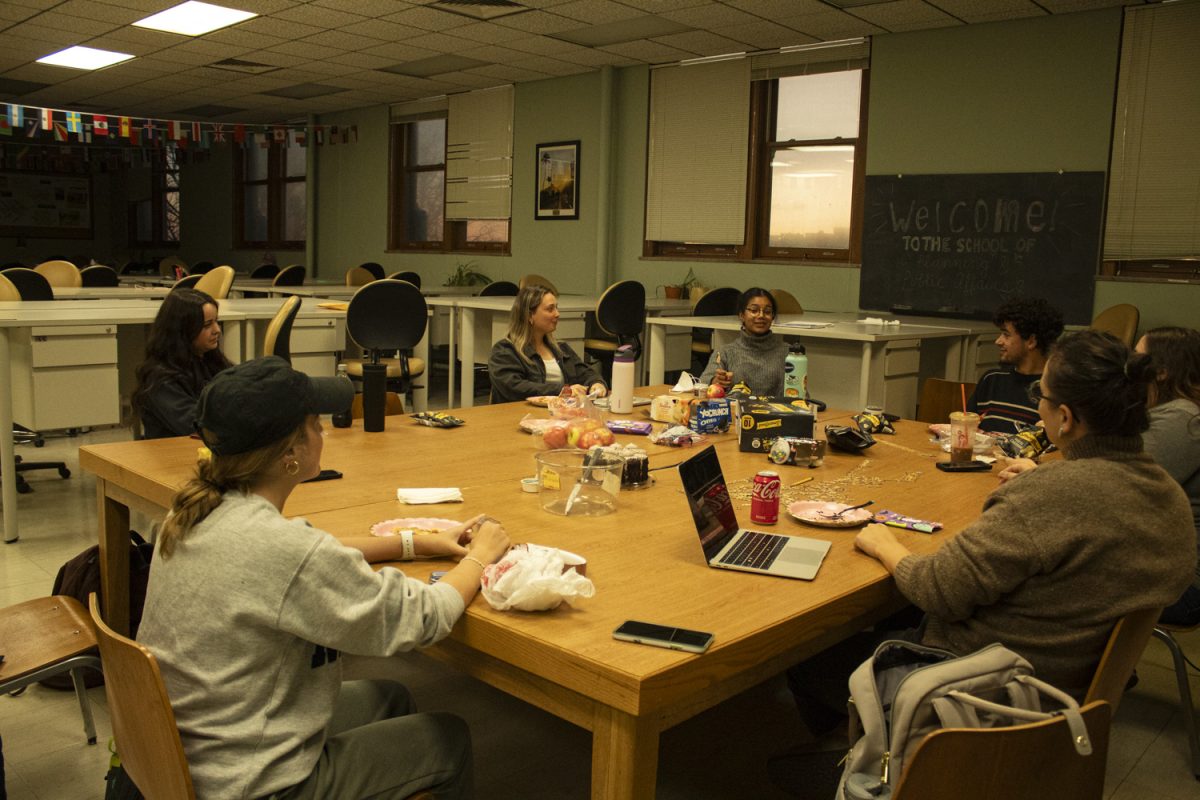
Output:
[210, 58, 279, 75]
[424, 0, 529, 22]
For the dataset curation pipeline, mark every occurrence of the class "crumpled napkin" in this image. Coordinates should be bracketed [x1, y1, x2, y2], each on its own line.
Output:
[395, 488, 463, 504]
[858, 317, 901, 326]
[480, 545, 595, 611]
[672, 371, 705, 392]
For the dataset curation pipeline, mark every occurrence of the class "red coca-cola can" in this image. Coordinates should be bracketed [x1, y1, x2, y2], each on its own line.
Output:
[751, 470, 781, 525]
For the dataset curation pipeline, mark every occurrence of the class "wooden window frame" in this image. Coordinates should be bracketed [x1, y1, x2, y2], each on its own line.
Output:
[387, 117, 510, 255]
[644, 71, 868, 265]
[232, 141, 305, 251]
[129, 146, 181, 249]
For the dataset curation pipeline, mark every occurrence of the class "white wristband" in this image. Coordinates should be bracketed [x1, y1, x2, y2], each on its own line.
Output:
[400, 530, 415, 561]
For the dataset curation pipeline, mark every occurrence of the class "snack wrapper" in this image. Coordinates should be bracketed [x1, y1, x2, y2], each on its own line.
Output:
[872, 510, 942, 534]
[649, 425, 705, 447]
[853, 411, 894, 435]
[606, 419, 653, 436]
[767, 437, 825, 467]
[411, 411, 465, 428]
[480, 545, 595, 611]
[997, 425, 1052, 460]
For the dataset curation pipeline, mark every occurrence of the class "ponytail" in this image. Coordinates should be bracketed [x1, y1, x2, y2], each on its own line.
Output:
[1046, 331, 1152, 437]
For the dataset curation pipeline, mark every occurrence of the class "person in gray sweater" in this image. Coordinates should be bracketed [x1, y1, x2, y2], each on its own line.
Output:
[138, 357, 510, 799]
[857, 331, 1194, 698]
[699, 287, 790, 397]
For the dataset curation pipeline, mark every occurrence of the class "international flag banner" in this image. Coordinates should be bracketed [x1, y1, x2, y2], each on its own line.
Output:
[93, 115, 108, 136]
[66, 111, 81, 133]
[25, 119, 39, 138]
[129, 127, 141, 146]
[53, 121, 67, 141]
[329, 125, 338, 145]
[167, 120, 179, 140]
[80, 124, 92, 144]
[315, 127, 324, 146]
[0, 118, 10, 136]
[234, 124, 245, 144]
[256, 131, 268, 148]
[191, 121, 201, 141]
[347, 125, 357, 144]
[294, 129, 306, 147]
[143, 119, 155, 142]
[273, 125, 286, 143]
[119, 116, 131, 137]
[7, 104, 23, 128]
[212, 124, 226, 143]
[41, 108, 53, 131]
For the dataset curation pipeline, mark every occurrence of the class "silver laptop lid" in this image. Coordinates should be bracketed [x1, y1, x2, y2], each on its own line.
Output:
[678, 446, 740, 562]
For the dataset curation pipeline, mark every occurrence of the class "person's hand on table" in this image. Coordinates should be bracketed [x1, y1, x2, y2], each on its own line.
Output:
[855, 523, 911, 574]
[997, 458, 1038, 484]
[438, 517, 511, 604]
[464, 517, 510, 565]
[414, 514, 485, 559]
[588, 382, 607, 398]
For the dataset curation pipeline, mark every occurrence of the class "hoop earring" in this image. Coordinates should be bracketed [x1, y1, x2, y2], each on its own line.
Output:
[285, 460, 299, 476]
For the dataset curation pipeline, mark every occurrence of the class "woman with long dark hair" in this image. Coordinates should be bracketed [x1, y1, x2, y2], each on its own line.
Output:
[132, 288, 231, 438]
[698, 287, 789, 396]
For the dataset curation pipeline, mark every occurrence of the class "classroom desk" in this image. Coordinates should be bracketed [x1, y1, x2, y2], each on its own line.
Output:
[50, 287, 172, 300]
[79, 395, 997, 799]
[269, 284, 481, 300]
[646, 314, 969, 417]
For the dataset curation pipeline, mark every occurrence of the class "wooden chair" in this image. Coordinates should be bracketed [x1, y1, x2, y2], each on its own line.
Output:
[34, 259, 82, 288]
[171, 274, 203, 291]
[272, 264, 307, 287]
[263, 296, 302, 362]
[478, 280, 518, 296]
[916, 377, 977, 424]
[891, 701, 1111, 800]
[1150, 621, 1200, 778]
[519, 273, 558, 294]
[88, 594, 197, 798]
[0, 596, 102, 745]
[345, 266, 375, 287]
[389, 270, 421, 288]
[1090, 303, 1139, 348]
[1084, 606, 1162, 713]
[194, 265, 235, 300]
[80, 265, 120, 287]
[772, 288, 804, 315]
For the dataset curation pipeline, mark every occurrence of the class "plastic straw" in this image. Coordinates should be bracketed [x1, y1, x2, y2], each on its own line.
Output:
[961, 383, 967, 412]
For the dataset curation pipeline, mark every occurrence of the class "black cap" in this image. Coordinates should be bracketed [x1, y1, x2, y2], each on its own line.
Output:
[196, 356, 354, 455]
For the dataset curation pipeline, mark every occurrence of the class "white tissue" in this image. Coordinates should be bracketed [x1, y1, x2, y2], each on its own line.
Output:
[672, 372, 705, 393]
[395, 488, 463, 504]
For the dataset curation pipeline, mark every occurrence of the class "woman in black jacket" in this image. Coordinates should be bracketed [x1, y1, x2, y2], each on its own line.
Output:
[132, 288, 232, 438]
[487, 285, 606, 403]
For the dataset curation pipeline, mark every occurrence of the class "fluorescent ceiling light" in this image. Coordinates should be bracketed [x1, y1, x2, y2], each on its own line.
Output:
[133, 1, 256, 37]
[37, 46, 134, 70]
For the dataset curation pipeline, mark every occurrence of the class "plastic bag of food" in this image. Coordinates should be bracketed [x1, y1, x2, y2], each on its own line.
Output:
[649, 424, 705, 447]
[480, 544, 595, 611]
[540, 417, 615, 449]
[547, 385, 601, 420]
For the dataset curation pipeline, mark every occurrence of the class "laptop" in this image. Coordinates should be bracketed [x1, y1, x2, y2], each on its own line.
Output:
[678, 446, 831, 580]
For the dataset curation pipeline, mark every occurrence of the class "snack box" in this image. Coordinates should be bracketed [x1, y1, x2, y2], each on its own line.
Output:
[738, 397, 816, 453]
[688, 397, 731, 434]
[650, 394, 689, 424]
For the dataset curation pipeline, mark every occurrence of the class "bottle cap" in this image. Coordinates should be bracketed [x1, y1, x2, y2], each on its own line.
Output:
[614, 345, 635, 362]
[789, 343, 806, 354]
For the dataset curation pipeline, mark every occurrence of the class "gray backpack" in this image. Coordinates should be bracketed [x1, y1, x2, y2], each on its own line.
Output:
[837, 640, 1096, 800]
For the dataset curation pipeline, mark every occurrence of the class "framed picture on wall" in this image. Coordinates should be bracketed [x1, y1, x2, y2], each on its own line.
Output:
[535, 140, 579, 220]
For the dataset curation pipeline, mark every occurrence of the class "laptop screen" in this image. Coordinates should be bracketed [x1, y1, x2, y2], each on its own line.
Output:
[678, 446, 740, 561]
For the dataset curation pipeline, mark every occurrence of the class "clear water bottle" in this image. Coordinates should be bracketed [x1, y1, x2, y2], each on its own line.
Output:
[609, 345, 635, 414]
[331, 363, 353, 428]
[783, 343, 807, 400]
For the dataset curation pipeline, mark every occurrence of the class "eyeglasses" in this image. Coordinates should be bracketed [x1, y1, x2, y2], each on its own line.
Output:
[1026, 379, 1060, 406]
[744, 305, 775, 318]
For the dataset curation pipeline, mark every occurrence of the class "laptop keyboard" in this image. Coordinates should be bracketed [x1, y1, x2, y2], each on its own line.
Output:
[718, 531, 788, 570]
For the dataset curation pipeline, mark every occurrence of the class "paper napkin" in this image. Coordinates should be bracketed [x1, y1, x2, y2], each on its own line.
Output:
[396, 488, 464, 504]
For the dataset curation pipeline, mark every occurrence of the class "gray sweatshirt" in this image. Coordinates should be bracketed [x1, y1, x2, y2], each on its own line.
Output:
[138, 492, 465, 799]
[1143, 398, 1200, 590]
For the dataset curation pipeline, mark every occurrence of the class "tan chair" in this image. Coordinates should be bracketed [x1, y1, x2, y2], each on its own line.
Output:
[1084, 606, 1161, 713]
[194, 265, 235, 300]
[34, 259, 82, 288]
[772, 288, 804, 315]
[159, 255, 188, 279]
[263, 296, 302, 362]
[0, 272, 19, 301]
[345, 266, 375, 287]
[88, 594, 197, 799]
[519, 273, 558, 294]
[891, 701, 1111, 800]
[916, 378, 977, 424]
[1090, 303, 1139, 347]
[1150, 621, 1200, 778]
[273, 264, 306, 287]
[0, 596, 102, 745]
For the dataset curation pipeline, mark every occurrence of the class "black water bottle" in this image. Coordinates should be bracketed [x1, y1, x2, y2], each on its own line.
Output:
[331, 363, 353, 429]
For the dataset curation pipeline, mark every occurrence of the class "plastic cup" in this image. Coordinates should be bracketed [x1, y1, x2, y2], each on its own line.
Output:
[949, 411, 980, 463]
[534, 449, 622, 516]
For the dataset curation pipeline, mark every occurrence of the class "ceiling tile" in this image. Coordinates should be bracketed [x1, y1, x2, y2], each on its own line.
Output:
[851, 0, 963, 33]
[778, 11, 885, 40]
[552, 0, 649, 25]
[382, 6, 475, 31]
[35, 10, 126, 36]
[0, 5, 40, 23]
[465, 63, 553, 82]
[729, 0, 833, 17]
[650, 30, 750, 56]
[203, 28, 290, 50]
[238, 17, 325, 40]
[393, 32, 480, 53]
[503, 35, 589, 55]
[312, 0, 416, 16]
[323, 51, 399, 69]
[273, 4, 368, 28]
[337, 18, 426, 41]
[598, 38, 696, 64]
[449, 21, 531, 44]
[300, 30, 388, 50]
[661, 3, 764, 29]
[933, 0, 1045, 23]
[52, 0, 145, 24]
[493, 10, 581, 34]
[552, 46, 637, 67]
[719, 19, 819, 49]
[267, 41, 345, 59]
[359, 41, 442, 61]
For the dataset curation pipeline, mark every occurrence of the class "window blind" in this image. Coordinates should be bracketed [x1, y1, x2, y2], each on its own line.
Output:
[389, 96, 448, 123]
[750, 38, 870, 81]
[446, 85, 513, 221]
[1104, 3, 1200, 260]
[646, 58, 750, 245]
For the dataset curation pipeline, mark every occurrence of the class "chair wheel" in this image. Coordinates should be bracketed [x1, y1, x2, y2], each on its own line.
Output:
[59, 467, 72, 479]
[17, 482, 33, 494]
[34, 439, 44, 447]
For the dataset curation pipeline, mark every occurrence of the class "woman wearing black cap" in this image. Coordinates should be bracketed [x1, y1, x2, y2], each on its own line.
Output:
[137, 356, 509, 799]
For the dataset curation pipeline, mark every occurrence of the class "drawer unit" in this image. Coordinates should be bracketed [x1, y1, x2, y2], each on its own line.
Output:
[254, 317, 345, 378]
[12, 324, 121, 430]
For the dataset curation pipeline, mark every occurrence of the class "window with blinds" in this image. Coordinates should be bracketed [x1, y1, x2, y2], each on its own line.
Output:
[644, 40, 869, 264]
[1103, 2, 1200, 281]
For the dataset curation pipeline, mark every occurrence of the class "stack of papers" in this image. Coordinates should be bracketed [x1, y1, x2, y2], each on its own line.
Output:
[396, 488, 463, 504]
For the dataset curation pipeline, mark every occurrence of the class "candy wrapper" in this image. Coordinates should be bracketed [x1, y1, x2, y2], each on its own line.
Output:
[872, 510, 943, 534]
[480, 544, 595, 611]
[606, 419, 653, 436]
[853, 411, 894, 435]
[997, 424, 1052, 460]
[649, 425, 705, 447]
[768, 437, 826, 467]
[411, 411, 464, 428]
[825, 425, 875, 453]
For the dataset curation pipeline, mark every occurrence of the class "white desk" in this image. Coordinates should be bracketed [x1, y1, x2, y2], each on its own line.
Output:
[646, 313, 968, 416]
[52, 287, 171, 300]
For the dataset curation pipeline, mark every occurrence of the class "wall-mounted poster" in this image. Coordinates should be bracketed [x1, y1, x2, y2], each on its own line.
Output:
[0, 171, 93, 239]
[535, 140, 579, 220]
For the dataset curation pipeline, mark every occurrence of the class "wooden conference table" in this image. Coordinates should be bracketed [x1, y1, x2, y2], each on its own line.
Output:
[79, 392, 999, 798]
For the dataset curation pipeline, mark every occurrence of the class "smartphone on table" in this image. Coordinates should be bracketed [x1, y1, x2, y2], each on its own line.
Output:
[612, 620, 714, 654]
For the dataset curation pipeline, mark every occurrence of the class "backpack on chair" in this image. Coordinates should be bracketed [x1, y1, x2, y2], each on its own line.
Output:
[838, 640, 1097, 800]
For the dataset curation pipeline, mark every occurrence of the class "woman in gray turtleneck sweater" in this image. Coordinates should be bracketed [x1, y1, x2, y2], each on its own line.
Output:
[698, 287, 790, 397]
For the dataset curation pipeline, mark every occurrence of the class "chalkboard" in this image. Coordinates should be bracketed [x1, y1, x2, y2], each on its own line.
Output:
[860, 172, 1105, 325]
[0, 171, 93, 239]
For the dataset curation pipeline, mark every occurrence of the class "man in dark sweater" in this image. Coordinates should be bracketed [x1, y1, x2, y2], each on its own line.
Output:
[968, 297, 1064, 434]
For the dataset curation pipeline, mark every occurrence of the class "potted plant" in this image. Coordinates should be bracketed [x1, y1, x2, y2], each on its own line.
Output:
[662, 267, 701, 299]
[444, 260, 492, 287]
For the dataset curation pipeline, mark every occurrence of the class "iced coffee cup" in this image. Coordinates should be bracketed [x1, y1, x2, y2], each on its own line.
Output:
[949, 411, 980, 463]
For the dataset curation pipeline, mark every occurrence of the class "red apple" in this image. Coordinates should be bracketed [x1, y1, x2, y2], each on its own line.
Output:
[706, 384, 726, 398]
[593, 427, 615, 446]
[543, 426, 568, 449]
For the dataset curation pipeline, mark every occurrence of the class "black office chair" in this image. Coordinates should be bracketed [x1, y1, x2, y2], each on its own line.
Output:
[584, 281, 647, 382]
[343, 280, 427, 412]
[690, 286, 741, 374]
[3, 268, 54, 300]
[170, 275, 203, 291]
[389, 270, 421, 288]
[272, 265, 306, 287]
[189, 261, 215, 275]
[360, 262, 385, 280]
[80, 265, 120, 287]
[262, 296, 302, 362]
[478, 280, 519, 296]
[250, 263, 280, 279]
